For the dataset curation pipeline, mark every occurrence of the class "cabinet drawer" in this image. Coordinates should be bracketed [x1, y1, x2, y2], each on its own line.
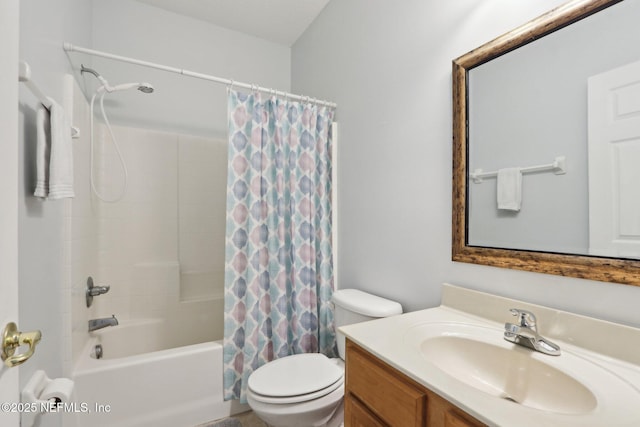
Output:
[346, 340, 426, 427]
[345, 394, 388, 427]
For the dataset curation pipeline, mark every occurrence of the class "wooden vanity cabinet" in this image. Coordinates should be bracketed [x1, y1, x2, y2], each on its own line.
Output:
[345, 339, 487, 427]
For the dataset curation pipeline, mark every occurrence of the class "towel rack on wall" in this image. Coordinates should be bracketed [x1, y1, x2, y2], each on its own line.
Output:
[18, 61, 80, 139]
[470, 156, 566, 184]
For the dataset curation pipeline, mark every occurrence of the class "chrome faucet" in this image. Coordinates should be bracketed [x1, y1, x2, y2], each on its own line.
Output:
[88, 315, 118, 332]
[504, 308, 561, 356]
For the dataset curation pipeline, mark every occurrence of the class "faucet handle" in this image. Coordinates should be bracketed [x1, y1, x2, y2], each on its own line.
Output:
[86, 276, 110, 307]
[509, 308, 537, 328]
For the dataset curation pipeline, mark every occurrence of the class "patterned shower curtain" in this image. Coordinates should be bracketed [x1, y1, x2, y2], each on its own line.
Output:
[223, 89, 337, 402]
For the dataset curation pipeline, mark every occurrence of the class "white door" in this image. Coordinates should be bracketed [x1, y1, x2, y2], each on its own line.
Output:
[588, 59, 640, 258]
[0, 0, 21, 426]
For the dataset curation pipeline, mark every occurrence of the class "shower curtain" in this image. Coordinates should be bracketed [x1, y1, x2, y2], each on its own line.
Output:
[223, 89, 337, 402]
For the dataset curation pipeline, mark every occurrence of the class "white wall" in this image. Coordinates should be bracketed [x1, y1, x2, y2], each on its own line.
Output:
[67, 0, 289, 350]
[0, 1, 20, 425]
[86, 0, 291, 139]
[89, 124, 225, 346]
[292, 0, 640, 327]
[68, 78, 100, 371]
[18, 2, 92, 427]
[178, 135, 228, 301]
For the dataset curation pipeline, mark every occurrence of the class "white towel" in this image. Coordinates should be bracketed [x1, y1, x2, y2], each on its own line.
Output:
[34, 98, 75, 199]
[34, 104, 50, 198]
[497, 167, 522, 211]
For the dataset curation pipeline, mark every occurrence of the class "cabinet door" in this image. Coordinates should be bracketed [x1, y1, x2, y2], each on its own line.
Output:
[444, 409, 485, 427]
[346, 341, 426, 426]
[345, 394, 388, 427]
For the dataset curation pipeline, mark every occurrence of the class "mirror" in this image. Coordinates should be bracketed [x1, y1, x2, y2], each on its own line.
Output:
[452, 0, 640, 285]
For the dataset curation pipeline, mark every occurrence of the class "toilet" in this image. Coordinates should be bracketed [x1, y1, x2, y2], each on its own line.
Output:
[246, 289, 403, 427]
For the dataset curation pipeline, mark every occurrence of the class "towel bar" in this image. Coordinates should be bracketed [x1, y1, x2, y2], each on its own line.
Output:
[18, 61, 80, 139]
[470, 156, 566, 184]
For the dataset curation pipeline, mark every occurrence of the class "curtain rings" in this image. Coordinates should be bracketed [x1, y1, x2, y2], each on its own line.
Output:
[227, 79, 235, 94]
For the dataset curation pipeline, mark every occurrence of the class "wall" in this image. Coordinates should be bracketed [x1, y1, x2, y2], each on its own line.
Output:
[292, 0, 640, 327]
[87, 0, 291, 139]
[468, 0, 640, 254]
[68, 78, 99, 372]
[67, 88, 228, 368]
[89, 124, 226, 347]
[0, 0, 20, 425]
[18, 2, 92, 427]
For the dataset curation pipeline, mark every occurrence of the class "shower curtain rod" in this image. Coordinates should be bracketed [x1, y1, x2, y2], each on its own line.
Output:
[63, 43, 337, 108]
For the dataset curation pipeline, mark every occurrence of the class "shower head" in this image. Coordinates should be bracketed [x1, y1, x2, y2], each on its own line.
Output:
[82, 65, 154, 95]
[96, 82, 155, 94]
[108, 82, 155, 93]
[137, 83, 154, 94]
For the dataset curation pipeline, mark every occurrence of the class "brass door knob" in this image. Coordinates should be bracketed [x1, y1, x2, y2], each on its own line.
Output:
[1, 322, 42, 367]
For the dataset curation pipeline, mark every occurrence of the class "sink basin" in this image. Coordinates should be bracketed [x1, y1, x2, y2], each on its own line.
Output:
[420, 334, 595, 414]
[404, 322, 638, 416]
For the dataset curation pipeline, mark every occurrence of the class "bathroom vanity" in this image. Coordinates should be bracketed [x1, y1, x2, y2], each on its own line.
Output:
[340, 284, 640, 427]
[345, 339, 485, 426]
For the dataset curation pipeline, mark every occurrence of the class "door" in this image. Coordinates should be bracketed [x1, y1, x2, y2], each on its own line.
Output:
[588, 59, 640, 258]
[0, 0, 21, 426]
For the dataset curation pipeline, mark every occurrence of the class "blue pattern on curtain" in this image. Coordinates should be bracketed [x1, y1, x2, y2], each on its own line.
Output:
[223, 89, 337, 402]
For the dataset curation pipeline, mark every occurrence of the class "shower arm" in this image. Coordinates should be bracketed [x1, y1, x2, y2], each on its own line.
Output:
[80, 64, 100, 78]
[81, 64, 111, 89]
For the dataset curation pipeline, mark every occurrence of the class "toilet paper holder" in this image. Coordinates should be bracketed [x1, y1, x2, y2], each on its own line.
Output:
[21, 370, 75, 427]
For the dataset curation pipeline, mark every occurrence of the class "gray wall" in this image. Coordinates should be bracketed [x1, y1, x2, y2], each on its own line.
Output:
[292, 0, 640, 327]
[18, 1, 92, 426]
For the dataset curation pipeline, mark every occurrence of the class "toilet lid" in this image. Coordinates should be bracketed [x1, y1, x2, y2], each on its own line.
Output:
[248, 353, 343, 400]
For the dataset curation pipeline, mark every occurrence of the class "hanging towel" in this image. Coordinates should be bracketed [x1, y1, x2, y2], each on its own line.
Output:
[34, 98, 75, 199]
[34, 104, 50, 198]
[497, 167, 522, 211]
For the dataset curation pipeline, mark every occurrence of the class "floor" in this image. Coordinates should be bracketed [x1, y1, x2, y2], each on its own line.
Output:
[197, 410, 268, 427]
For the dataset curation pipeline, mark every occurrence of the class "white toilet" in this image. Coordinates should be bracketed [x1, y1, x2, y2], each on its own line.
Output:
[246, 289, 402, 427]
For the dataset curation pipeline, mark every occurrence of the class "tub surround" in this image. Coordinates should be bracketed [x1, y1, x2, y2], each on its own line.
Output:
[340, 283, 640, 427]
[73, 319, 248, 427]
[67, 80, 227, 370]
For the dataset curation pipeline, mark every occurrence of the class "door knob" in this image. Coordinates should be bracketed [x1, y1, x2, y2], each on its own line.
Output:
[1, 322, 42, 367]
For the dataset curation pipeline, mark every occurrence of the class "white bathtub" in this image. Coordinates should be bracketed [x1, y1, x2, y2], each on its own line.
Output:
[71, 319, 248, 427]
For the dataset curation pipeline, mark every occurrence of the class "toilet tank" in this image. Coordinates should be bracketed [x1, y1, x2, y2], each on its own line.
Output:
[332, 289, 402, 359]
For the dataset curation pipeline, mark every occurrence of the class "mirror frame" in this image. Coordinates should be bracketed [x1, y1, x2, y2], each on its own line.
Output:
[452, 0, 640, 286]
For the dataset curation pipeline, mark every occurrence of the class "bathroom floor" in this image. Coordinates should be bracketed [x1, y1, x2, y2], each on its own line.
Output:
[197, 411, 267, 427]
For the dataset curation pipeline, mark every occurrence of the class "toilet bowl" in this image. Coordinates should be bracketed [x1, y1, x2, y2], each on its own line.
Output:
[246, 289, 402, 427]
[247, 354, 345, 427]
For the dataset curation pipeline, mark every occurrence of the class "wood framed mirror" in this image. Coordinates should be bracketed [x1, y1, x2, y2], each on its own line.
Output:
[452, 0, 640, 285]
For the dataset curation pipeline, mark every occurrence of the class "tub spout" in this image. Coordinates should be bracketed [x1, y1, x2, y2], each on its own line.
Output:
[88, 315, 118, 332]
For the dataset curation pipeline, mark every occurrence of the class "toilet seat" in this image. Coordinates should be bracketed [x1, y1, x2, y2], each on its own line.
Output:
[249, 376, 344, 404]
[248, 353, 344, 404]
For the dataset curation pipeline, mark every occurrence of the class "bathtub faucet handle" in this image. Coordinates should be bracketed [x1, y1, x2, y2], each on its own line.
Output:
[86, 276, 110, 307]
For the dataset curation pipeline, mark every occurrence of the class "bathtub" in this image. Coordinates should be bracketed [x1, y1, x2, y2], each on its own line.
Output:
[71, 319, 248, 427]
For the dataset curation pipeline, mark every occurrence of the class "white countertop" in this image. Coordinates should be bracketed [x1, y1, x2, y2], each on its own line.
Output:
[339, 283, 640, 427]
